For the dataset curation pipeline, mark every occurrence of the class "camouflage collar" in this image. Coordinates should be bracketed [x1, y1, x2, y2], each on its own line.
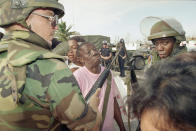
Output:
[2, 30, 51, 50]
[170, 44, 187, 57]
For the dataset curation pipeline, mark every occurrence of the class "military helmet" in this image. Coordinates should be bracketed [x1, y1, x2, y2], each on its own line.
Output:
[120, 38, 124, 43]
[140, 16, 186, 43]
[0, 0, 64, 27]
[102, 40, 107, 45]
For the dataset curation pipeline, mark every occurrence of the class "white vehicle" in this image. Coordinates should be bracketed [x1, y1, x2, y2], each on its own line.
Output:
[181, 41, 196, 52]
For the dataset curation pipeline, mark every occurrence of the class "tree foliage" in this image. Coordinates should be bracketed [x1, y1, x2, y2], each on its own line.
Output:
[55, 21, 79, 42]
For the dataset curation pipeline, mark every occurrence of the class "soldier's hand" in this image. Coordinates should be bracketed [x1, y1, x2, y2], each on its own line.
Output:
[89, 89, 100, 112]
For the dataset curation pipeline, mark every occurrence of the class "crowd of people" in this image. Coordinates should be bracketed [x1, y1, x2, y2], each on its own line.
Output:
[0, 0, 195, 131]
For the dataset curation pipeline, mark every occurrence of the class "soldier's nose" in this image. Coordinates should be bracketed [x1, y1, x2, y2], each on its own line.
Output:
[157, 44, 164, 51]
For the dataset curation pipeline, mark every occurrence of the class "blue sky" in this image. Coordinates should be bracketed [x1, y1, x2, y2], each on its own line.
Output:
[59, 0, 196, 42]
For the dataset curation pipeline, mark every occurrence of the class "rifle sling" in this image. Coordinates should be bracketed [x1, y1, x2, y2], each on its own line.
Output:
[100, 71, 112, 130]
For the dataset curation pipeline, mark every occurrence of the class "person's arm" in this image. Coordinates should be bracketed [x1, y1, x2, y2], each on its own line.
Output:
[104, 49, 112, 60]
[111, 75, 126, 131]
[100, 54, 107, 59]
[70, 67, 79, 72]
[122, 54, 126, 59]
[100, 48, 109, 60]
[73, 69, 102, 131]
[99, 49, 104, 58]
[49, 60, 102, 130]
[100, 54, 108, 60]
[114, 97, 126, 131]
[122, 49, 127, 59]
[26, 59, 101, 131]
[107, 52, 112, 59]
[100, 52, 107, 60]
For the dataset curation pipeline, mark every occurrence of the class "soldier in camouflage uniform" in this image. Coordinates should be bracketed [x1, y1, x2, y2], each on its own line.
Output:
[141, 16, 187, 64]
[0, 0, 101, 130]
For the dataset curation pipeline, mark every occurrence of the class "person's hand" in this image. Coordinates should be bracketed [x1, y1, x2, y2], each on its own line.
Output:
[89, 89, 102, 131]
[89, 89, 100, 112]
[123, 56, 126, 59]
[104, 57, 108, 60]
[120, 126, 126, 131]
[91, 111, 102, 131]
[100, 55, 106, 59]
[101, 56, 108, 60]
[106, 56, 110, 60]
[63, 56, 68, 61]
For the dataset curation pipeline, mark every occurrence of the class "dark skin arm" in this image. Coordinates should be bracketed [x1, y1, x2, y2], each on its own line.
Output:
[114, 97, 126, 131]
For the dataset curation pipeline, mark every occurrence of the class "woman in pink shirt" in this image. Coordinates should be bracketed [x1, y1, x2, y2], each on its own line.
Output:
[73, 42, 126, 131]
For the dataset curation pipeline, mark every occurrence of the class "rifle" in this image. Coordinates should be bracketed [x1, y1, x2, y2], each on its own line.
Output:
[117, 41, 145, 131]
[84, 46, 122, 102]
[117, 42, 135, 131]
[127, 55, 145, 131]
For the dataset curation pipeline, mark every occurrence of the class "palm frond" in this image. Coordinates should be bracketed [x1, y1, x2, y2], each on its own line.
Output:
[55, 21, 78, 42]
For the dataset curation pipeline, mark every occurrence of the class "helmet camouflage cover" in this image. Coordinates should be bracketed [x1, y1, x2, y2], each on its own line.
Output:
[0, 0, 64, 27]
[140, 16, 186, 42]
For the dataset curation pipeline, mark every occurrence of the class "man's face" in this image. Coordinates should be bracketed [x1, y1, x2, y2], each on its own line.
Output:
[80, 44, 101, 67]
[67, 40, 79, 62]
[119, 42, 124, 47]
[154, 37, 175, 59]
[26, 9, 57, 46]
[103, 44, 107, 48]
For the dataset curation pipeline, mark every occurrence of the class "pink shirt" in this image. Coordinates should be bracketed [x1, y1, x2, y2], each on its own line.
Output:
[73, 66, 118, 131]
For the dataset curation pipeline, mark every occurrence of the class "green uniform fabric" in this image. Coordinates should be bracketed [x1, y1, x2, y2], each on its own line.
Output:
[0, 30, 96, 131]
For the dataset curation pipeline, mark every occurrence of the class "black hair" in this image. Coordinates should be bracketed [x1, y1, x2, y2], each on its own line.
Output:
[76, 42, 90, 57]
[128, 52, 196, 131]
[69, 36, 85, 43]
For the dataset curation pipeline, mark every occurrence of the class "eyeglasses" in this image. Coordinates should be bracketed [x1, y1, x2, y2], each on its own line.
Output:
[32, 12, 58, 28]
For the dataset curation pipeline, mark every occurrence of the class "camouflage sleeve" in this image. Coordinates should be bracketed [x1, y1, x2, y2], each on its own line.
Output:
[24, 58, 97, 130]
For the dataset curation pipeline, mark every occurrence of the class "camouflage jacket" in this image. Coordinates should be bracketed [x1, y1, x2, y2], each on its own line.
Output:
[0, 30, 97, 131]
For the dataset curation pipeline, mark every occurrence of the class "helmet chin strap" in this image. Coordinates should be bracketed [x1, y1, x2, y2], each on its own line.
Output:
[17, 19, 32, 31]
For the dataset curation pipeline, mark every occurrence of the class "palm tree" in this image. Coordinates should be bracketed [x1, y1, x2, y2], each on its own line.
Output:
[55, 21, 79, 42]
